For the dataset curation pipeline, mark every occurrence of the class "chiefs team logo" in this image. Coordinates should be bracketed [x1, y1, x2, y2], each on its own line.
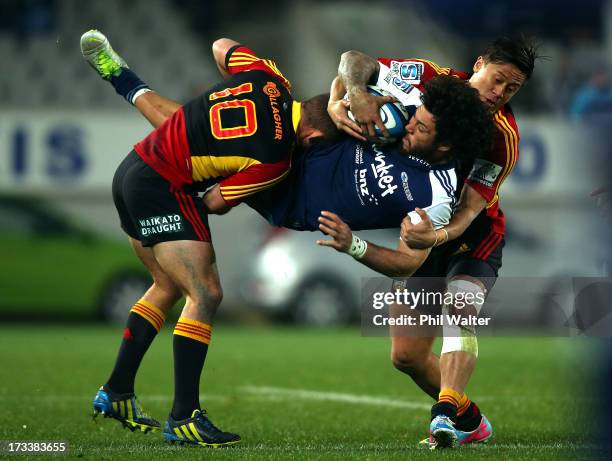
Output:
[469, 159, 503, 187]
[263, 82, 281, 97]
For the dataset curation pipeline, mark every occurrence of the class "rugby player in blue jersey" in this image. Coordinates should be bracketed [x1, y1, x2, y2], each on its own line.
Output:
[81, 31, 493, 446]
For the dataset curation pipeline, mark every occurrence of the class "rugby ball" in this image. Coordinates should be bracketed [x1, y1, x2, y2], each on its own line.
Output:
[345, 85, 410, 143]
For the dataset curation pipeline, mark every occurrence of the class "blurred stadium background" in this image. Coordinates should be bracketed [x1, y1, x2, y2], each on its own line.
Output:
[0, 1, 610, 458]
[1, 0, 610, 323]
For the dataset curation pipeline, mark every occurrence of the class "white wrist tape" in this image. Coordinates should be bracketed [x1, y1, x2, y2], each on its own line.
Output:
[131, 88, 153, 105]
[407, 210, 422, 225]
[348, 234, 368, 259]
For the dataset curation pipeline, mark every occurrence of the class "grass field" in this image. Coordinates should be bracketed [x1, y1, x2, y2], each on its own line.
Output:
[0, 325, 598, 460]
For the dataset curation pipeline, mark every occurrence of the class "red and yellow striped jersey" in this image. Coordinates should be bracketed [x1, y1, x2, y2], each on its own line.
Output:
[133, 45, 298, 206]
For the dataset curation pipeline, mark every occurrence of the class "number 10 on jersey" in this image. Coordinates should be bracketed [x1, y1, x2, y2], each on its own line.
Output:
[209, 83, 258, 140]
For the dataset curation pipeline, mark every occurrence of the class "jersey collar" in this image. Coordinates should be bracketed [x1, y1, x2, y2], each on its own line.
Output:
[292, 101, 302, 133]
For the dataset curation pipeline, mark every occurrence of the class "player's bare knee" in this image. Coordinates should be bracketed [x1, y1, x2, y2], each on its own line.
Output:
[189, 283, 223, 318]
[390, 347, 427, 372]
[151, 280, 182, 306]
[204, 283, 223, 310]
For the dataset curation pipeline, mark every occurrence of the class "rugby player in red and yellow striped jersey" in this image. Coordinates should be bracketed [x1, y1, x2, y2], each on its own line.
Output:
[82, 31, 335, 447]
[328, 36, 537, 448]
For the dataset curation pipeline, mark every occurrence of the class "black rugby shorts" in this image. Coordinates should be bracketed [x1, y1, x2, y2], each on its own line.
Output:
[112, 151, 211, 246]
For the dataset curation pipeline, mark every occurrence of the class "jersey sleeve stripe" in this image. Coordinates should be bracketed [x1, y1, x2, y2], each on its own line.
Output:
[434, 170, 451, 197]
[228, 55, 258, 62]
[219, 167, 290, 190]
[224, 44, 243, 69]
[263, 59, 291, 88]
[220, 169, 291, 199]
[433, 170, 456, 207]
[487, 196, 499, 209]
[229, 53, 259, 61]
[228, 60, 259, 67]
[489, 112, 519, 208]
[420, 59, 442, 73]
[444, 170, 457, 207]
[231, 55, 257, 61]
[418, 59, 451, 76]
[221, 169, 290, 196]
[230, 51, 259, 58]
[484, 113, 517, 209]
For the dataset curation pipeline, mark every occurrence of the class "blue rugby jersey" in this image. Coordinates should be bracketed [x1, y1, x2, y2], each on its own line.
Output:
[253, 138, 457, 231]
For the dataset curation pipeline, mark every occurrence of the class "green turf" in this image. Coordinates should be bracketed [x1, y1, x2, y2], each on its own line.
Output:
[0, 326, 598, 460]
[0, 234, 144, 316]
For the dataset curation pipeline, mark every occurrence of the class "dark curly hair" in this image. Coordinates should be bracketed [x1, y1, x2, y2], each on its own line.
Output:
[421, 76, 494, 164]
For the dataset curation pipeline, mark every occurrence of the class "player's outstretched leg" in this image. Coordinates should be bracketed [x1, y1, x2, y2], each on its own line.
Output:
[80, 29, 128, 80]
[80, 29, 150, 105]
[80, 29, 181, 127]
[163, 409, 240, 447]
[93, 386, 161, 433]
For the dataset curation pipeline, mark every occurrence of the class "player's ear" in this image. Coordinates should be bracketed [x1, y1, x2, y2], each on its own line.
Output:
[473, 56, 485, 73]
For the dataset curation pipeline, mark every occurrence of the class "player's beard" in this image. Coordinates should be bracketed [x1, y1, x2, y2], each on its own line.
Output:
[400, 139, 438, 162]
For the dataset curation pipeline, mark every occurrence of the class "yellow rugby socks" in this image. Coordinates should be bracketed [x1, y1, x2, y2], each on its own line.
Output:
[457, 393, 471, 417]
[431, 387, 461, 422]
[438, 387, 462, 408]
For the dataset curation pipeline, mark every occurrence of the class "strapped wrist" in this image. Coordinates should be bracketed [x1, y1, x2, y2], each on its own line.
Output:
[347, 234, 368, 259]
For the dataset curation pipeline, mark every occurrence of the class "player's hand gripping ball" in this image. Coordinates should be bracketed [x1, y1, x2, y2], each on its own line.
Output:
[345, 85, 409, 143]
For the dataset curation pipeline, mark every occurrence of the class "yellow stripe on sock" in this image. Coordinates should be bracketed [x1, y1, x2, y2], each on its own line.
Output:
[176, 317, 212, 331]
[130, 298, 166, 332]
[134, 298, 165, 318]
[173, 317, 212, 345]
[457, 393, 471, 416]
[173, 327, 212, 344]
[438, 387, 462, 408]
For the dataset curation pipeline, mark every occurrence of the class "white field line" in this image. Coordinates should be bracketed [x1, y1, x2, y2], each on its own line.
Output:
[0, 387, 430, 410]
[239, 385, 431, 410]
[0, 388, 585, 406]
